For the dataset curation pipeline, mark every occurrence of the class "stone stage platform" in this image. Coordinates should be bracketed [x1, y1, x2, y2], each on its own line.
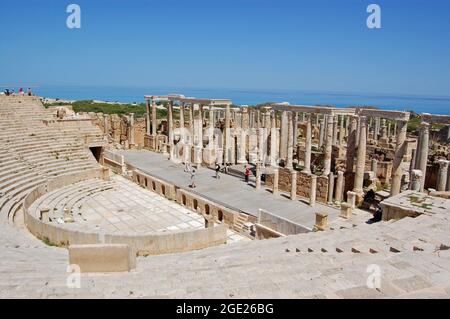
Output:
[117, 150, 341, 230]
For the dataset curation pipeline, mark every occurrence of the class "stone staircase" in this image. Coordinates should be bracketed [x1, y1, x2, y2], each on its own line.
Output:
[0, 96, 103, 225]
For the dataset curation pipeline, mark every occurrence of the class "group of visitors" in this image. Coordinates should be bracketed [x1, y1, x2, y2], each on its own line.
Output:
[214, 163, 231, 179]
[215, 162, 252, 184]
[185, 161, 253, 188]
[2, 87, 33, 96]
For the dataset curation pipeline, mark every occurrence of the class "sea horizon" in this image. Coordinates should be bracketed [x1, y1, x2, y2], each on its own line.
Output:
[15, 84, 450, 115]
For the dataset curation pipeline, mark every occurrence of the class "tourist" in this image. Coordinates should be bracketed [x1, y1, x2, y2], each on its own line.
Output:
[215, 162, 221, 179]
[369, 205, 383, 223]
[18, 88, 24, 95]
[27, 88, 32, 96]
[224, 163, 229, 174]
[184, 162, 191, 173]
[244, 165, 250, 184]
[190, 169, 196, 188]
[4, 89, 10, 96]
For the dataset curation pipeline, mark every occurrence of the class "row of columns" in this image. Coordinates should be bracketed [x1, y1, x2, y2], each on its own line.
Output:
[149, 98, 417, 202]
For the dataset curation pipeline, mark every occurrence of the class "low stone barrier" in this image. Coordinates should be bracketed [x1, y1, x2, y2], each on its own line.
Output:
[69, 244, 136, 273]
[133, 170, 177, 201]
[132, 169, 256, 234]
[256, 209, 311, 239]
[103, 150, 126, 174]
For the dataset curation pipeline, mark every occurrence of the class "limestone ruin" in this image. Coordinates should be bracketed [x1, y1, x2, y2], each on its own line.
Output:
[1, 94, 450, 298]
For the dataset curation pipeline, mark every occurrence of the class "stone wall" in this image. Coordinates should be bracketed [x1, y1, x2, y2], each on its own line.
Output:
[87, 112, 146, 149]
[266, 169, 329, 204]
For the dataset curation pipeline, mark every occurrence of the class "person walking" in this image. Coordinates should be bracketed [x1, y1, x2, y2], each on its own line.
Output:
[244, 165, 251, 184]
[190, 169, 196, 188]
[215, 162, 221, 179]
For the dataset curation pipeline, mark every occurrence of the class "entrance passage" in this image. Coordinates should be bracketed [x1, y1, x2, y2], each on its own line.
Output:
[89, 147, 103, 162]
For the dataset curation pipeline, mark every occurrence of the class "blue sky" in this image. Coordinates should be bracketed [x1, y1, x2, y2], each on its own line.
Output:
[1, 0, 449, 96]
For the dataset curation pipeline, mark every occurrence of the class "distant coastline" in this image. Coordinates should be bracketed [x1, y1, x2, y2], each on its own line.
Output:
[23, 85, 450, 115]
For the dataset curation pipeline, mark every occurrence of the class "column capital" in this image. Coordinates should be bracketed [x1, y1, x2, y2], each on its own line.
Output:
[420, 121, 430, 130]
[438, 159, 450, 170]
[411, 169, 423, 180]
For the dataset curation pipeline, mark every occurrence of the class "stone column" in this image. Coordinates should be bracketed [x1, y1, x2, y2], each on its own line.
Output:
[304, 114, 312, 174]
[343, 115, 349, 139]
[416, 122, 429, 192]
[258, 127, 266, 164]
[437, 160, 450, 191]
[334, 171, 344, 203]
[189, 104, 194, 141]
[103, 115, 109, 135]
[380, 119, 387, 140]
[327, 172, 335, 205]
[318, 119, 325, 148]
[270, 111, 278, 166]
[238, 129, 247, 164]
[374, 117, 380, 141]
[346, 116, 357, 174]
[256, 109, 260, 129]
[151, 100, 157, 136]
[286, 111, 294, 169]
[279, 111, 288, 163]
[255, 162, 261, 189]
[167, 102, 174, 159]
[309, 175, 317, 206]
[338, 115, 344, 147]
[224, 104, 231, 163]
[179, 103, 185, 128]
[353, 116, 367, 196]
[332, 115, 338, 146]
[293, 112, 298, 147]
[273, 168, 279, 196]
[410, 169, 422, 191]
[290, 170, 297, 200]
[387, 121, 391, 138]
[347, 191, 356, 209]
[205, 107, 216, 162]
[355, 116, 361, 147]
[264, 111, 271, 129]
[128, 113, 135, 146]
[323, 114, 334, 176]
[145, 98, 151, 135]
[371, 159, 378, 179]
[447, 168, 450, 192]
[242, 108, 249, 129]
[390, 120, 408, 196]
[197, 104, 204, 147]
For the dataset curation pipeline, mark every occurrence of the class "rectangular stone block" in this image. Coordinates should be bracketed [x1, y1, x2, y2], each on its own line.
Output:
[68, 244, 136, 273]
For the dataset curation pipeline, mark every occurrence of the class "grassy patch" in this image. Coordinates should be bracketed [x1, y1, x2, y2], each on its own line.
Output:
[42, 236, 57, 247]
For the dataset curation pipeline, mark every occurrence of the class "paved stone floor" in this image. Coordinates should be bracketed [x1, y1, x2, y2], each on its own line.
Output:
[46, 175, 249, 244]
[117, 150, 341, 229]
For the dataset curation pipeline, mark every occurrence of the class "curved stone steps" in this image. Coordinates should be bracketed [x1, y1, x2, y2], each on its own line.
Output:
[0, 168, 44, 191]
[30, 179, 114, 222]
[61, 184, 114, 222]
[0, 179, 47, 221]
